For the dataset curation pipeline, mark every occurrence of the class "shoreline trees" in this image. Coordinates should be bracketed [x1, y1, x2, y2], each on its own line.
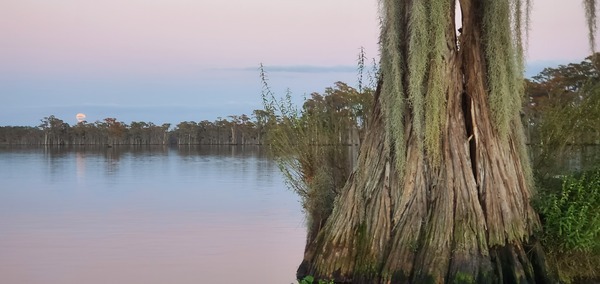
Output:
[0, 82, 372, 147]
[524, 54, 600, 176]
[0, 116, 251, 146]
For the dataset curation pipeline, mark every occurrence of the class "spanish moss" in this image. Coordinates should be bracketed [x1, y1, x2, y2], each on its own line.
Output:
[483, 0, 523, 139]
[379, 0, 407, 172]
[406, 0, 429, 153]
[380, 0, 452, 169]
[584, 0, 598, 52]
[424, 0, 451, 166]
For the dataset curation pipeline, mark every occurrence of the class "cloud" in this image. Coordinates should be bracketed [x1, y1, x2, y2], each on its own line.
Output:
[241, 65, 357, 73]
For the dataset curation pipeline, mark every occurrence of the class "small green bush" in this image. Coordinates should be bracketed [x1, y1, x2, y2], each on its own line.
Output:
[535, 169, 600, 282]
[536, 170, 600, 252]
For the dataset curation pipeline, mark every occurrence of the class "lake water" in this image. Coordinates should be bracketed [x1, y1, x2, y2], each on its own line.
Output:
[0, 145, 306, 284]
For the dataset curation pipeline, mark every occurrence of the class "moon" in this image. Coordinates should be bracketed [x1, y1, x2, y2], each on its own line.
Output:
[76, 113, 87, 122]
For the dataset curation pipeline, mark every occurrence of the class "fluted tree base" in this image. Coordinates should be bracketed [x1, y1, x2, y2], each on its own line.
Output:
[297, 1, 552, 282]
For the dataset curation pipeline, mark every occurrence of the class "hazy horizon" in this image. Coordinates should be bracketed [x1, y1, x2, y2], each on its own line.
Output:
[1, 0, 598, 127]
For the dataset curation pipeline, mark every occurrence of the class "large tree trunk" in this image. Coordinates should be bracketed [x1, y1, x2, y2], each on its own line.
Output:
[297, 0, 552, 283]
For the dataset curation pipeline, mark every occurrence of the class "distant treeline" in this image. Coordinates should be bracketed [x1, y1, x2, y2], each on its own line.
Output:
[0, 82, 371, 146]
[0, 114, 264, 146]
[3, 52, 599, 149]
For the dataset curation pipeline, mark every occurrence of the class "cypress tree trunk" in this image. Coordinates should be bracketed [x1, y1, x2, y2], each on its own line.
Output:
[297, 0, 552, 282]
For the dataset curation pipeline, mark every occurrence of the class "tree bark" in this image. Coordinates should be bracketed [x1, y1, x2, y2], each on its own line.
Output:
[297, 0, 550, 283]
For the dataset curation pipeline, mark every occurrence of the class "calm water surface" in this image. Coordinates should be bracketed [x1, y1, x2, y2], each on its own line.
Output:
[0, 145, 306, 284]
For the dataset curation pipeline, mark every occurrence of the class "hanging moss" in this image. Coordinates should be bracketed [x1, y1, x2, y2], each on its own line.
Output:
[406, 0, 429, 153]
[379, 0, 407, 173]
[584, 0, 598, 52]
[525, 0, 532, 42]
[380, 0, 452, 169]
[512, 0, 525, 75]
[424, 0, 451, 166]
[483, 0, 525, 139]
[379, 0, 597, 170]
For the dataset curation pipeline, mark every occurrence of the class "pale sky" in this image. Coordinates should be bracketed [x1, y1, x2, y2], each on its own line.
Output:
[0, 0, 597, 127]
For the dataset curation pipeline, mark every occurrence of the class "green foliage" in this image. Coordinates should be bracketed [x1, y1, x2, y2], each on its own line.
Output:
[259, 65, 374, 234]
[452, 271, 475, 284]
[534, 170, 600, 282]
[536, 171, 600, 252]
[527, 55, 600, 282]
[299, 275, 315, 284]
[298, 275, 334, 284]
[525, 54, 600, 176]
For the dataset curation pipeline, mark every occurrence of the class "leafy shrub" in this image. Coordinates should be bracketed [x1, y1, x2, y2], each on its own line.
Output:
[259, 64, 374, 242]
[536, 170, 600, 252]
[535, 169, 600, 282]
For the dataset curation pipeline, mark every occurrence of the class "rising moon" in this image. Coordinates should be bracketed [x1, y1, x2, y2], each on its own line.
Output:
[76, 113, 87, 122]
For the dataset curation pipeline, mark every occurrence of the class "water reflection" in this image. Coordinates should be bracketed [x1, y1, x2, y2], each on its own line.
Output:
[0, 145, 305, 284]
[175, 144, 268, 158]
[530, 145, 600, 175]
[76, 151, 85, 182]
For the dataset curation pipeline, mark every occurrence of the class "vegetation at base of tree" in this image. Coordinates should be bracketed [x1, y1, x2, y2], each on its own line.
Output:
[534, 170, 600, 283]
[519, 53, 599, 282]
[523, 54, 600, 282]
[534, 164, 600, 258]
[259, 58, 376, 243]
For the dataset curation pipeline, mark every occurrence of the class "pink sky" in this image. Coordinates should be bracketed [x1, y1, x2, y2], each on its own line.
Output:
[528, 0, 598, 62]
[1, 0, 380, 75]
[0, 0, 598, 126]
